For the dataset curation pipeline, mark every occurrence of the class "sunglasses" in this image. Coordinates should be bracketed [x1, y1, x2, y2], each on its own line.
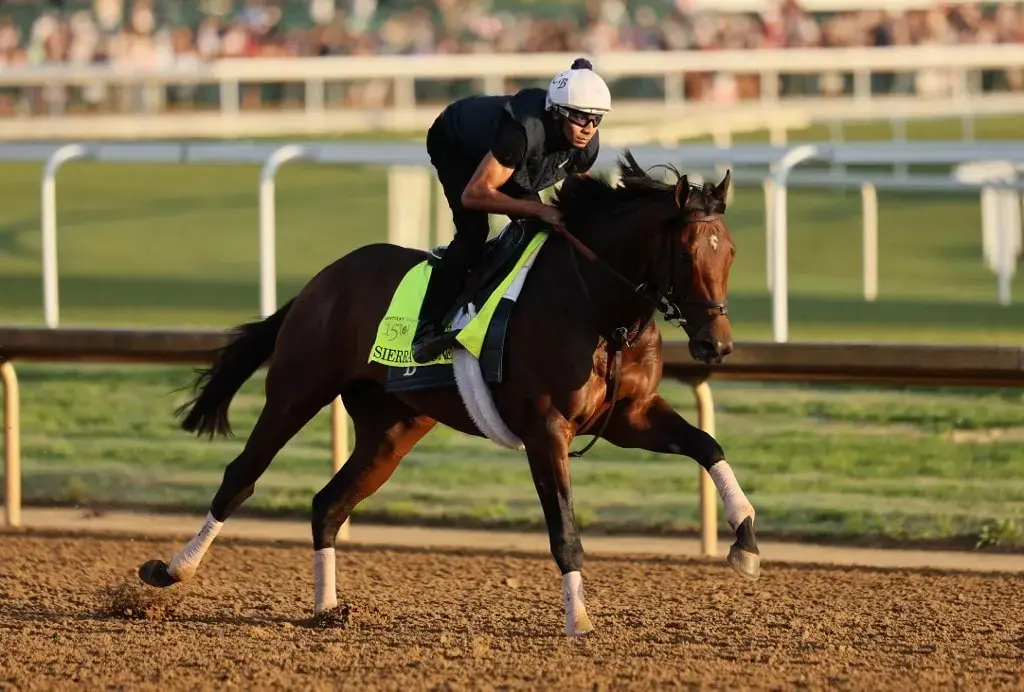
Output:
[556, 106, 603, 128]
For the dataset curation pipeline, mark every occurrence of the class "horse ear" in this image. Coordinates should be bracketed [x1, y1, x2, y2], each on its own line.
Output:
[674, 175, 690, 209]
[713, 169, 731, 201]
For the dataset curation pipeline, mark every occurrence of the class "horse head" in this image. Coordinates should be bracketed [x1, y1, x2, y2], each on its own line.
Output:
[554, 150, 735, 364]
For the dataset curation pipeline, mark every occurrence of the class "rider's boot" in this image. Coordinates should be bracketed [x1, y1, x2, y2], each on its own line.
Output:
[411, 255, 467, 364]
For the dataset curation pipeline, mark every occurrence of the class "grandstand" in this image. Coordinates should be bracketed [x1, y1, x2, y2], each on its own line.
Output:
[1, 0, 1022, 117]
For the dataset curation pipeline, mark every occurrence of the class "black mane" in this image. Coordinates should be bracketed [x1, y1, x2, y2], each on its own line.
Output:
[552, 149, 724, 234]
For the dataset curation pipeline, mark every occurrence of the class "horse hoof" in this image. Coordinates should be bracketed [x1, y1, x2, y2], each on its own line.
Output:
[138, 559, 179, 588]
[727, 543, 761, 581]
[567, 621, 595, 637]
[727, 515, 761, 581]
[566, 610, 595, 637]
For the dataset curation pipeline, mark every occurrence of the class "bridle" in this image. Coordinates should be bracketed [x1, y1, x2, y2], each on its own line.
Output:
[555, 203, 730, 459]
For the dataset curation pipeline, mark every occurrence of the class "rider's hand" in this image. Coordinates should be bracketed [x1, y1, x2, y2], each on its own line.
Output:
[536, 204, 564, 230]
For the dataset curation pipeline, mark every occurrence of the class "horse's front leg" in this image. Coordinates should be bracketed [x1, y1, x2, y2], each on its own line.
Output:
[601, 393, 760, 580]
[521, 411, 594, 637]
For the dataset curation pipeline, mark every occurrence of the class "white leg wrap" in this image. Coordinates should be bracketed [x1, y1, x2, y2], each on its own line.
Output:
[562, 571, 594, 636]
[313, 548, 338, 614]
[167, 512, 223, 582]
[709, 461, 755, 530]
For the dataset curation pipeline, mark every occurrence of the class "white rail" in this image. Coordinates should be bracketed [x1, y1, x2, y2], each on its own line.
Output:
[2, 45, 1024, 140]
[3, 45, 1022, 93]
[40, 144, 89, 328]
[259, 145, 310, 319]
[10, 140, 1024, 339]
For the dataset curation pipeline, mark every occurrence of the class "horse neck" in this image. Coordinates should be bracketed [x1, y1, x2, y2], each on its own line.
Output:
[572, 222, 663, 340]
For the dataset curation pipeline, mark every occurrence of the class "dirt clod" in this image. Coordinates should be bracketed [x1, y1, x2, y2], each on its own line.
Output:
[301, 604, 353, 629]
[99, 577, 180, 620]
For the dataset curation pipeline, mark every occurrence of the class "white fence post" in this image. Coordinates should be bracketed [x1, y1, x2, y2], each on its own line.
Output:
[770, 145, 821, 343]
[693, 380, 717, 558]
[954, 161, 1021, 306]
[982, 186, 1000, 270]
[40, 144, 90, 328]
[331, 394, 350, 541]
[861, 182, 879, 302]
[388, 166, 432, 249]
[763, 178, 774, 291]
[259, 145, 308, 319]
[997, 187, 1020, 306]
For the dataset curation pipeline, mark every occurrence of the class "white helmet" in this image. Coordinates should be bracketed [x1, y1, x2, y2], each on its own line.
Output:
[546, 58, 612, 116]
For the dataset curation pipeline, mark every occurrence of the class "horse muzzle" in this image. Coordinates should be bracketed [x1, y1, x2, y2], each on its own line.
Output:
[688, 337, 733, 364]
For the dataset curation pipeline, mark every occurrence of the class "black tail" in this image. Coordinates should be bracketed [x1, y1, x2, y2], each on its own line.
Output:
[175, 299, 295, 438]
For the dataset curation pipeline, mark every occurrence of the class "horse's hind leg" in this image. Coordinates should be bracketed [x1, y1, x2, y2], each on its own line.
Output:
[139, 366, 336, 588]
[310, 379, 435, 614]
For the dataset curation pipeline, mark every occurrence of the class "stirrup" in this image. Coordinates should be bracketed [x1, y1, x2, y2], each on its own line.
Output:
[411, 327, 459, 364]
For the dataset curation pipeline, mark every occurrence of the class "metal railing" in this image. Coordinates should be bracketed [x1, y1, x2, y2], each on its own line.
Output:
[6, 139, 1023, 339]
[3, 45, 1023, 115]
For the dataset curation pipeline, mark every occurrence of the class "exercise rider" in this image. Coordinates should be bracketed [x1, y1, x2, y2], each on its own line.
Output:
[410, 57, 612, 364]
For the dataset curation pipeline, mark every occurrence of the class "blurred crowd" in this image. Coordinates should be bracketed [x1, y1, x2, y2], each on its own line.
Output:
[1, 0, 1023, 111]
[3, 0, 1024, 62]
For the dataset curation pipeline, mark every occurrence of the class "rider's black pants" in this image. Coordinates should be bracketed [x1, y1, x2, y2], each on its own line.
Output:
[421, 117, 537, 326]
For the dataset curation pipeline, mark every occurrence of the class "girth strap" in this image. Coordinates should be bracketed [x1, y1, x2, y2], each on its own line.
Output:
[568, 336, 625, 459]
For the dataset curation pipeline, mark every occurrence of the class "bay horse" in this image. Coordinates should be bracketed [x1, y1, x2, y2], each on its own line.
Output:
[138, 151, 760, 637]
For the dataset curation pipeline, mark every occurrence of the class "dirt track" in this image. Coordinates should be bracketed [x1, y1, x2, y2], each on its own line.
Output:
[1, 532, 1022, 691]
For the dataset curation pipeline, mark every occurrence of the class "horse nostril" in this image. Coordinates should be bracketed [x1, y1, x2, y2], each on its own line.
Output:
[716, 341, 733, 357]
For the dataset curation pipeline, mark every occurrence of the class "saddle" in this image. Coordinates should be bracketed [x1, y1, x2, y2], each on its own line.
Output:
[429, 219, 541, 327]
[377, 220, 549, 393]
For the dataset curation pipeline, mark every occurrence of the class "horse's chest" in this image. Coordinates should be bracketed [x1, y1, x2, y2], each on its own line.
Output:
[573, 357, 651, 426]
